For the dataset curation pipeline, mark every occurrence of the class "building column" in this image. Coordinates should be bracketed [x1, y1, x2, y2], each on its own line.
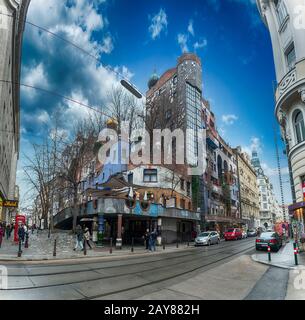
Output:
[157, 218, 162, 246]
[116, 214, 123, 249]
[97, 213, 104, 246]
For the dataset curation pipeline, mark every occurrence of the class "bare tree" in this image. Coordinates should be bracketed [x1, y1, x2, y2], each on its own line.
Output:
[57, 119, 97, 232]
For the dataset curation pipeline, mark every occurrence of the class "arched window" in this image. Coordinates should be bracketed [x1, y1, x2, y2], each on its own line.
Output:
[294, 111, 305, 144]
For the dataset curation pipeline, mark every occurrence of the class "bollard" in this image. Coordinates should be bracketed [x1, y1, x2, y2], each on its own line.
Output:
[176, 240, 179, 248]
[17, 239, 22, 257]
[131, 237, 134, 253]
[110, 238, 113, 254]
[83, 239, 87, 256]
[267, 246, 271, 261]
[24, 232, 29, 248]
[187, 238, 190, 247]
[53, 239, 57, 257]
[294, 242, 299, 266]
[163, 238, 165, 250]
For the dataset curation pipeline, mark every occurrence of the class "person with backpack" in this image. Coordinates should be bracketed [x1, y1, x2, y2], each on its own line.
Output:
[73, 225, 84, 251]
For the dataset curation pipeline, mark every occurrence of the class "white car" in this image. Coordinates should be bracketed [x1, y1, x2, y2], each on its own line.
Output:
[195, 231, 220, 246]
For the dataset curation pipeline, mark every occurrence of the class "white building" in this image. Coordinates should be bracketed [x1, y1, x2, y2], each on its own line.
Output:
[257, 0, 305, 225]
[251, 150, 282, 228]
[0, 0, 30, 222]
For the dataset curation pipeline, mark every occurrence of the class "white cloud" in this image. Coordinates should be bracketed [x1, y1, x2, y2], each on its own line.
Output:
[188, 20, 194, 36]
[21, 63, 49, 100]
[100, 36, 114, 54]
[221, 114, 238, 125]
[242, 137, 262, 157]
[261, 163, 289, 177]
[194, 39, 208, 51]
[37, 110, 51, 124]
[177, 33, 189, 53]
[148, 8, 168, 40]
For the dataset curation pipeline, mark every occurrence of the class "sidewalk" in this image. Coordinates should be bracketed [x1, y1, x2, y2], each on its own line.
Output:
[0, 230, 195, 262]
[251, 240, 305, 269]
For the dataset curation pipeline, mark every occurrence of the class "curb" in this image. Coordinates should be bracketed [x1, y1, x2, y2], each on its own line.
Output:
[251, 254, 301, 270]
[0, 245, 196, 264]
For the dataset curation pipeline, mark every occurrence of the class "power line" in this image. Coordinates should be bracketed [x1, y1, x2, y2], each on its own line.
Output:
[0, 79, 112, 118]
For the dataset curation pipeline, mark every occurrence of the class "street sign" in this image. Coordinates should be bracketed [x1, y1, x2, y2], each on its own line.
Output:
[0, 200, 19, 208]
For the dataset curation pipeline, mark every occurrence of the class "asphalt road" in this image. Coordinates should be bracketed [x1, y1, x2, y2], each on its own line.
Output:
[0, 238, 259, 300]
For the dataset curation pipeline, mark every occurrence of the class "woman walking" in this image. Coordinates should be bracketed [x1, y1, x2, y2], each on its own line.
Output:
[83, 226, 92, 249]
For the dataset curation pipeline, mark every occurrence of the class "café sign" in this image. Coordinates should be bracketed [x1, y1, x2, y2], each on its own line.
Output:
[0, 199, 19, 208]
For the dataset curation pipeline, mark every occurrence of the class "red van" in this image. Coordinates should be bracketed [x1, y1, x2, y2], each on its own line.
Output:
[224, 228, 243, 241]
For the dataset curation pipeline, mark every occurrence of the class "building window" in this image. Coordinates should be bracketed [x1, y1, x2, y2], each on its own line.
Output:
[128, 173, 133, 184]
[187, 182, 191, 197]
[275, 0, 288, 27]
[294, 111, 305, 144]
[180, 178, 185, 190]
[143, 169, 157, 182]
[286, 44, 296, 70]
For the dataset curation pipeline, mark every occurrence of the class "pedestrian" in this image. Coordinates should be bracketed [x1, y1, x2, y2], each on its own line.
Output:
[73, 224, 84, 251]
[9, 223, 14, 237]
[143, 229, 150, 250]
[6, 224, 11, 240]
[0, 224, 3, 248]
[31, 225, 35, 235]
[83, 226, 92, 249]
[18, 224, 25, 244]
[149, 229, 157, 252]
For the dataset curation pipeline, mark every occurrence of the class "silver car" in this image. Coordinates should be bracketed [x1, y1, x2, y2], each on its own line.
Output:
[195, 231, 220, 246]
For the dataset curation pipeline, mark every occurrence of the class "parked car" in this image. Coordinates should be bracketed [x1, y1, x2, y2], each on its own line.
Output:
[242, 230, 247, 239]
[195, 231, 220, 246]
[256, 232, 283, 252]
[247, 229, 257, 237]
[224, 228, 243, 241]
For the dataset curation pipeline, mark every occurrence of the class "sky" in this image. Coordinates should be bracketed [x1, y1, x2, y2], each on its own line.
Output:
[17, 0, 292, 208]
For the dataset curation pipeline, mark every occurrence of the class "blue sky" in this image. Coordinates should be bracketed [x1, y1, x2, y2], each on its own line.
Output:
[18, 0, 292, 205]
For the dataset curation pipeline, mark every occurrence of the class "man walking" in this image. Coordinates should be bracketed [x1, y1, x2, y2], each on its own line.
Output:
[73, 225, 84, 251]
[149, 229, 157, 252]
[6, 224, 11, 240]
[18, 224, 25, 244]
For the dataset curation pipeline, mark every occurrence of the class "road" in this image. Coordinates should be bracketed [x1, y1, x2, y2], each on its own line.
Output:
[0, 238, 290, 300]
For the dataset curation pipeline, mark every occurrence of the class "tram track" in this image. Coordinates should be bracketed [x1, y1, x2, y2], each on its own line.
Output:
[5, 238, 254, 278]
[1, 240, 255, 292]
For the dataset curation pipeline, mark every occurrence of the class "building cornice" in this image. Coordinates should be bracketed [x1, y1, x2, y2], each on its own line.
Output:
[11, 0, 31, 156]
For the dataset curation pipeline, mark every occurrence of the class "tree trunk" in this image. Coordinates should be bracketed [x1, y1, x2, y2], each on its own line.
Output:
[72, 185, 78, 233]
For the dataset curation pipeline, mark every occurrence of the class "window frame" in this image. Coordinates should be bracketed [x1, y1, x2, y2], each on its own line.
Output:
[143, 169, 158, 183]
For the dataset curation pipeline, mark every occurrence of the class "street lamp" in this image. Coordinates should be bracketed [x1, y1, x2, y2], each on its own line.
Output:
[120, 80, 143, 99]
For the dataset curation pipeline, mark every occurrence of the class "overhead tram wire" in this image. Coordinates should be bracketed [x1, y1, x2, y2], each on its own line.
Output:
[0, 79, 113, 118]
[0, 12, 143, 98]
